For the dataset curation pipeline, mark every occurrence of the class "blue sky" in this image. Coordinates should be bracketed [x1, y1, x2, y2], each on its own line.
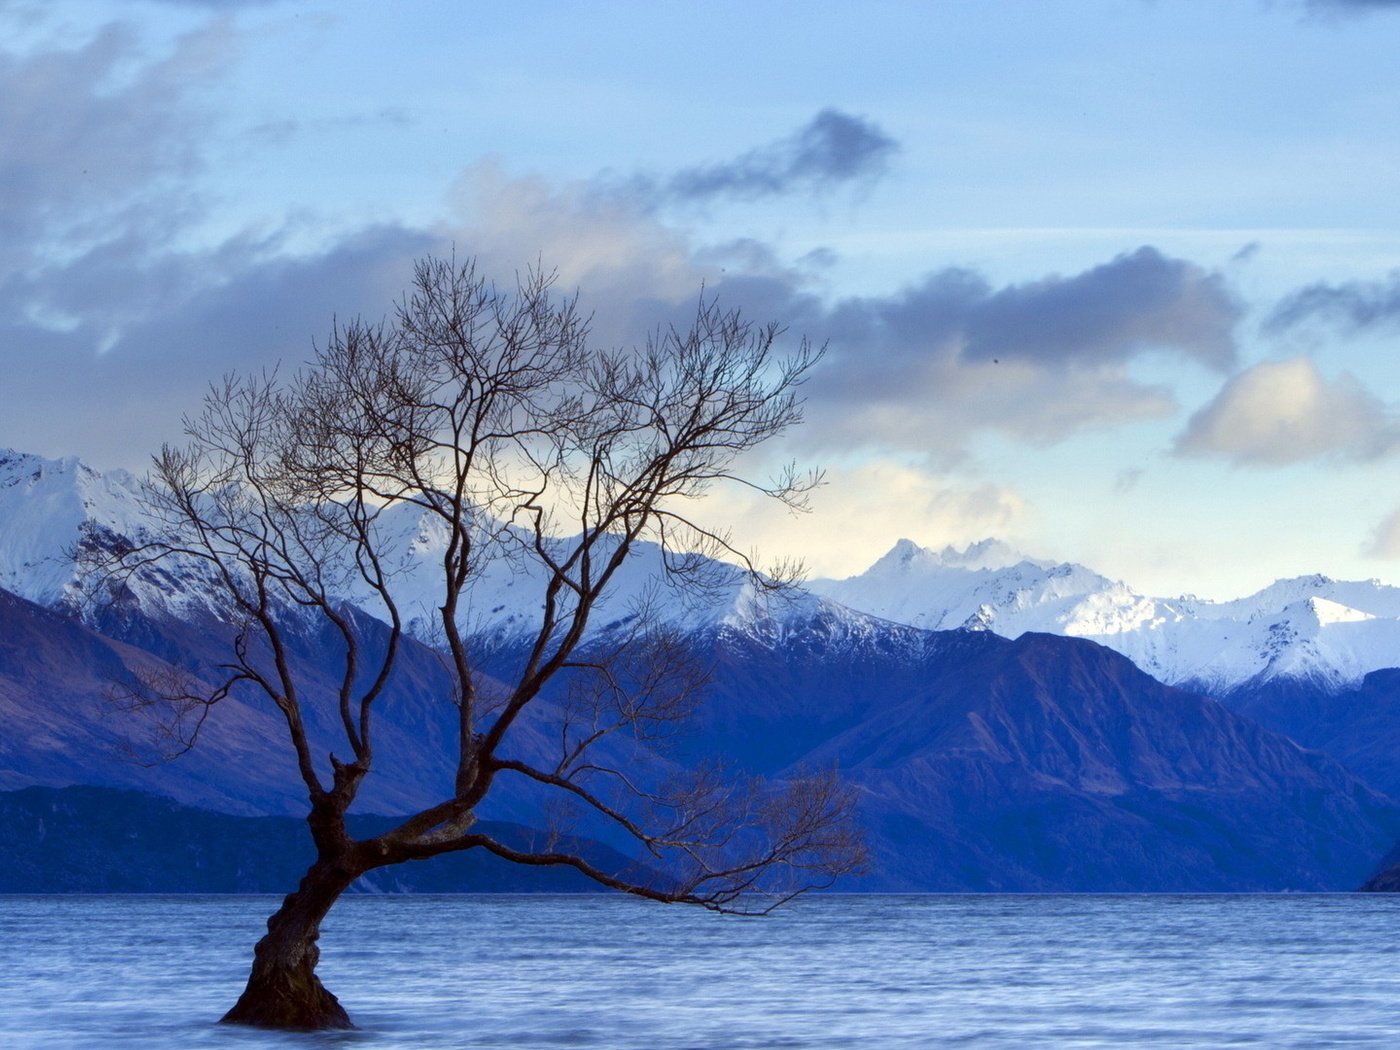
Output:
[4, 0, 1400, 598]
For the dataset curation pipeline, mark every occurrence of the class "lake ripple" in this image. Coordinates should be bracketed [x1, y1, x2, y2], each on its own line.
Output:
[2, 894, 1399, 1048]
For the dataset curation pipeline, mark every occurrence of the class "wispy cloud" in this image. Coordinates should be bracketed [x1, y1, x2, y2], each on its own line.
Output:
[1174, 357, 1400, 466]
[1264, 271, 1400, 333]
[1305, 0, 1400, 13]
[0, 19, 232, 268]
[1365, 505, 1400, 558]
[610, 109, 898, 209]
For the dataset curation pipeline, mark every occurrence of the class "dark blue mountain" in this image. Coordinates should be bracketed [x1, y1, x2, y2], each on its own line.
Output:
[6, 580, 1400, 891]
[1222, 669, 1400, 801]
[0, 785, 642, 893]
[546, 611, 1400, 891]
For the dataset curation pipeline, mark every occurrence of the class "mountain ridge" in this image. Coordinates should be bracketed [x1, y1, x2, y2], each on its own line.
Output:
[7, 446, 1400, 694]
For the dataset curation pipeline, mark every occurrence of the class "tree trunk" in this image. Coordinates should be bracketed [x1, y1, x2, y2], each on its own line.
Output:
[220, 857, 360, 1030]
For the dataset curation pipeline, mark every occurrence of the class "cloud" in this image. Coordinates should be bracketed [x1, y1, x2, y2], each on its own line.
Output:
[794, 247, 1239, 457]
[959, 247, 1239, 369]
[1366, 506, 1400, 559]
[1173, 357, 1400, 466]
[0, 225, 437, 465]
[1114, 468, 1145, 493]
[443, 199, 1241, 459]
[1306, 0, 1400, 13]
[1264, 271, 1400, 334]
[0, 30, 1239, 481]
[691, 460, 1029, 577]
[0, 18, 232, 271]
[609, 109, 898, 209]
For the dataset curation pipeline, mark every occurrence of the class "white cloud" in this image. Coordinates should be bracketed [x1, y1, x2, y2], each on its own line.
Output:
[690, 459, 1029, 578]
[1365, 506, 1400, 559]
[1174, 357, 1400, 466]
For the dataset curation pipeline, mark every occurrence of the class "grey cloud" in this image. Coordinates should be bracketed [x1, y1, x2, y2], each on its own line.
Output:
[0, 18, 232, 276]
[2, 225, 437, 467]
[1264, 272, 1400, 334]
[960, 248, 1239, 370]
[1114, 468, 1146, 493]
[1231, 242, 1261, 264]
[698, 247, 1239, 458]
[614, 109, 898, 208]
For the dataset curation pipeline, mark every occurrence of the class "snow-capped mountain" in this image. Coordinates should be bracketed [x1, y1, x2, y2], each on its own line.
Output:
[809, 538, 1400, 693]
[0, 448, 873, 652]
[0, 449, 232, 624]
[7, 447, 1400, 695]
[0, 449, 146, 609]
[10, 446, 1400, 892]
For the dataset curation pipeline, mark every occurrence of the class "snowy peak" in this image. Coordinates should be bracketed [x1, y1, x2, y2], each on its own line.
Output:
[362, 500, 889, 650]
[810, 538, 1400, 694]
[809, 538, 1128, 638]
[0, 449, 148, 610]
[863, 537, 1049, 577]
[0, 449, 234, 623]
[5, 447, 1400, 697]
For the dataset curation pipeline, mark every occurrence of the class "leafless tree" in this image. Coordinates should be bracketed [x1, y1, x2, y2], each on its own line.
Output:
[107, 256, 863, 1030]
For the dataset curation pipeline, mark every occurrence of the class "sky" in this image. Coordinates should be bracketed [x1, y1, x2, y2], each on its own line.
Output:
[3, 0, 1400, 599]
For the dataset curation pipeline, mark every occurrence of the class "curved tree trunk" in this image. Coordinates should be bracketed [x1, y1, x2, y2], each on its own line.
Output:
[220, 857, 361, 1030]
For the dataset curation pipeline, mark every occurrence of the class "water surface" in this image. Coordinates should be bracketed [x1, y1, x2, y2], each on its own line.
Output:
[3, 894, 1399, 1048]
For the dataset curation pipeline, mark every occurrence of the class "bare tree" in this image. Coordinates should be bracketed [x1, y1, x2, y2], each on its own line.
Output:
[107, 256, 863, 1030]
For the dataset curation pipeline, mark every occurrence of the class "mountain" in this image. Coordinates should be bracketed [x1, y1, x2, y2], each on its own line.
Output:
[1223, 668, 1400, 801]
[5, 445, 1400, 892]
[655, 610, 1400, 891]
[0, 785, 642, 893]
[810, 538, 1400, 694]
[0, 581, 462, 816]
[10, 447, 1400, 699]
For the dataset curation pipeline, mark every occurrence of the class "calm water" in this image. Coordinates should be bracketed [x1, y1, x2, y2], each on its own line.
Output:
[2, 894, 1400, 1048]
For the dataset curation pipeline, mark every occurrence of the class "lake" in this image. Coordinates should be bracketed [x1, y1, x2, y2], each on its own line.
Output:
[2, 894, 1400, 1048]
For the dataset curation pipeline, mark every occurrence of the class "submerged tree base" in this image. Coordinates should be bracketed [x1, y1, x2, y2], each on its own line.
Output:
[220, 966, 353, 1031]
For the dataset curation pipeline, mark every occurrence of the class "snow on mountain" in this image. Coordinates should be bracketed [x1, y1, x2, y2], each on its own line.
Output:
[0, 449, 863, 650]
[7, 447, 1400, 694]
[0, 450, 159, 610]
[352, 499, 877, 651]
[0, 449, 231, 622]
[810, 539, 1400, 693]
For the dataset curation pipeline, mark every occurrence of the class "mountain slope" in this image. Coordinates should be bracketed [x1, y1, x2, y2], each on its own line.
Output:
[567, 608, 1400, 891]
[0, 785, 641, 893]
[791, 631, 1400, 890]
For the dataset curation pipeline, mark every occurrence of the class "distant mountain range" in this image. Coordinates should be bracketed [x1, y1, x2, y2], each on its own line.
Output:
[9, 448, 1400, 697]
[5, 446, 1400, 892]
[810, 536, 1400, 696]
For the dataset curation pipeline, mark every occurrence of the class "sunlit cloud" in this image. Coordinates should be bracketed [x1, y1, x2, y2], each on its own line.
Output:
[1174, 357, 1400, 466]
[691, 459, 1029, 578]
[1365, 505, 1400, 559]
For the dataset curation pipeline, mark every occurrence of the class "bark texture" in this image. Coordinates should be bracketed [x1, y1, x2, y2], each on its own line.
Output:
[220, 860, 359, 1030]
